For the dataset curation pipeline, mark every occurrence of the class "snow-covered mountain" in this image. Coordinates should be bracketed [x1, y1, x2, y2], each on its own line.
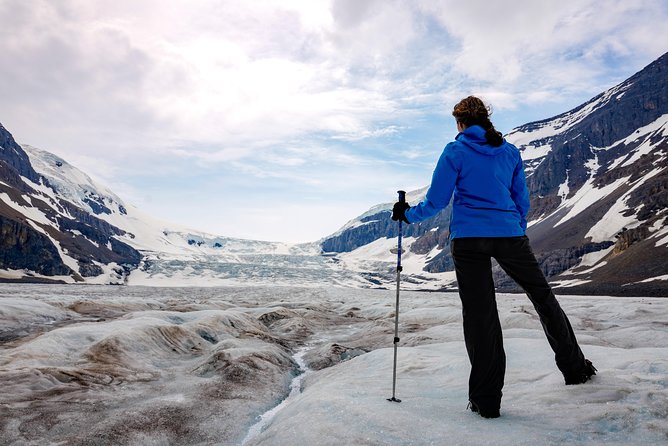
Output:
[0, 126, 141, 284]
[0, 129, 333, 285]
[321, 52, 668, 296]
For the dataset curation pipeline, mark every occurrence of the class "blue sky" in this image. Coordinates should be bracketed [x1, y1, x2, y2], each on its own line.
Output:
[1, 0, 667, 242]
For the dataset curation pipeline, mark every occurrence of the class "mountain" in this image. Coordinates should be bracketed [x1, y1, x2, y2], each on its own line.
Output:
[0, 127, 321, 285]
[0, 124, 141, 283]
[321, 52, 668, 296]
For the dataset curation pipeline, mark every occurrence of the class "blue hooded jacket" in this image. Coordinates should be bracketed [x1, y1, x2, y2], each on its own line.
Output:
[404, 125, 530, 239]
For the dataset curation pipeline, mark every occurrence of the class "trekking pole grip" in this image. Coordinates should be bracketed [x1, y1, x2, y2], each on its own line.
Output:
[397, 190, 406, 204]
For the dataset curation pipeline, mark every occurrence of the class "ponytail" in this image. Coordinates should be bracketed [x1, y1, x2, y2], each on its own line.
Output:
[482, 118, 503, 147]
[453, 96, 504, 147]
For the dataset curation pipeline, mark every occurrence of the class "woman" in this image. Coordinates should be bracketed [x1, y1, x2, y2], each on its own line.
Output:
[392, 96, 596, 419]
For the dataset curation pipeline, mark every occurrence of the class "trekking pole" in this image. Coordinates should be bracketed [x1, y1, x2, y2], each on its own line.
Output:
[388, 190, 406, 403]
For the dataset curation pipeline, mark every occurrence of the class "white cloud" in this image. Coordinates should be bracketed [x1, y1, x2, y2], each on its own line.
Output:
[5, 0, 662, 151]
[167, 147, 254, 164]
[1, 0, 666, 241]
[418, 0, 667, 98]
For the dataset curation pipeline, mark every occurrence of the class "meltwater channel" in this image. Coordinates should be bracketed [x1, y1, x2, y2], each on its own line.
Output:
[240, 346, 312, 445]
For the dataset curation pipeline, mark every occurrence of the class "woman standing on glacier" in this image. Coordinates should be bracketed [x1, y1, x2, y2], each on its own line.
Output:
[392, 96, 596, 419]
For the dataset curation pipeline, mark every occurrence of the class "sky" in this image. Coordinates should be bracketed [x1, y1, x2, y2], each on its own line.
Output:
[1, 0, 667, 243]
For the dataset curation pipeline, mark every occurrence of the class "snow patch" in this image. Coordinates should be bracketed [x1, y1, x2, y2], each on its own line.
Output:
[639, 275, 668, 283]
[554, 177, 629, 229]
[619, 114, 668, 167]
[586, 167, 665, 243]
[0, 192, 53, 226]
[520, 144, 552, 161]
[567, 245, 615, 276]
[557, 172, 570, 199]
[595, 113, 668, 170]
[548, 278, 593, 288]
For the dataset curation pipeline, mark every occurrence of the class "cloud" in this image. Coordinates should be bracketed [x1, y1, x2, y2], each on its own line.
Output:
[1, 0, 667, 241]
[6, 0, 662, 153]
[167, 147, 254, 164]
[417, 0, 667, 98]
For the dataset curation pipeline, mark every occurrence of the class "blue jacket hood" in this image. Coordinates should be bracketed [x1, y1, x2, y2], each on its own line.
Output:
[404, 125, 530, 239]
[456, 125, 504, 156]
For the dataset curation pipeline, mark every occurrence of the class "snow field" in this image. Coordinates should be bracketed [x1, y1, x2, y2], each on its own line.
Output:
[246, 294, 668, 446]
[1, 285, 667, 446]
[247, 340, 667, 446]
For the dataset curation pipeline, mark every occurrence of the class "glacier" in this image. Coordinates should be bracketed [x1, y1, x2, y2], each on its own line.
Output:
[1, 283, 667, 445]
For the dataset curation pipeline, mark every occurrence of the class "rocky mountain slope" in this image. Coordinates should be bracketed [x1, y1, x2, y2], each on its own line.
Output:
[322, 52, 668, 296]
[0, 124, 141, 283]
[0, 126, 303, 284]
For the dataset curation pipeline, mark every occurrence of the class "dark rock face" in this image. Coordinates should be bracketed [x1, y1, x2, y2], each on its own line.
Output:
[83, 196, 113, 215]
[536, 242, 615, 277]
[624, 163, 668, 221]
[0, 215, 73, 276]
[0, 122, 142, 282]
[320, 206, 456, 275]
[321, 208, 451, 254]
[515, 53, 668, 294]
[0, 123, 40, 183]
[522, 52, 668, 220]
[613, 226, 650, 254]
[320, 52, 668, 296]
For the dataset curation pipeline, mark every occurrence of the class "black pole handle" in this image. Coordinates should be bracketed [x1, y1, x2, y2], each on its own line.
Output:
[397, 190, 406, 204]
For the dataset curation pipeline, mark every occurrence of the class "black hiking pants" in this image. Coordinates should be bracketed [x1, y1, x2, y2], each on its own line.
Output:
[450, 236, 586, 412]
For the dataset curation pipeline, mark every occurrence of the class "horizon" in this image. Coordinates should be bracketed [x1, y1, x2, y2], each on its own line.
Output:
[1, 1, 667, 243]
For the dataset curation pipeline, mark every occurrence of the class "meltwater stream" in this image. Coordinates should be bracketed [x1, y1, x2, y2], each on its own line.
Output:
[241, 346, 311, 445]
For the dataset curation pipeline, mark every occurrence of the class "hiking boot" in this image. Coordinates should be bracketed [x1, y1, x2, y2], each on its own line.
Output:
[468, 401, 500, 419]
[564, 359, 597, 385]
